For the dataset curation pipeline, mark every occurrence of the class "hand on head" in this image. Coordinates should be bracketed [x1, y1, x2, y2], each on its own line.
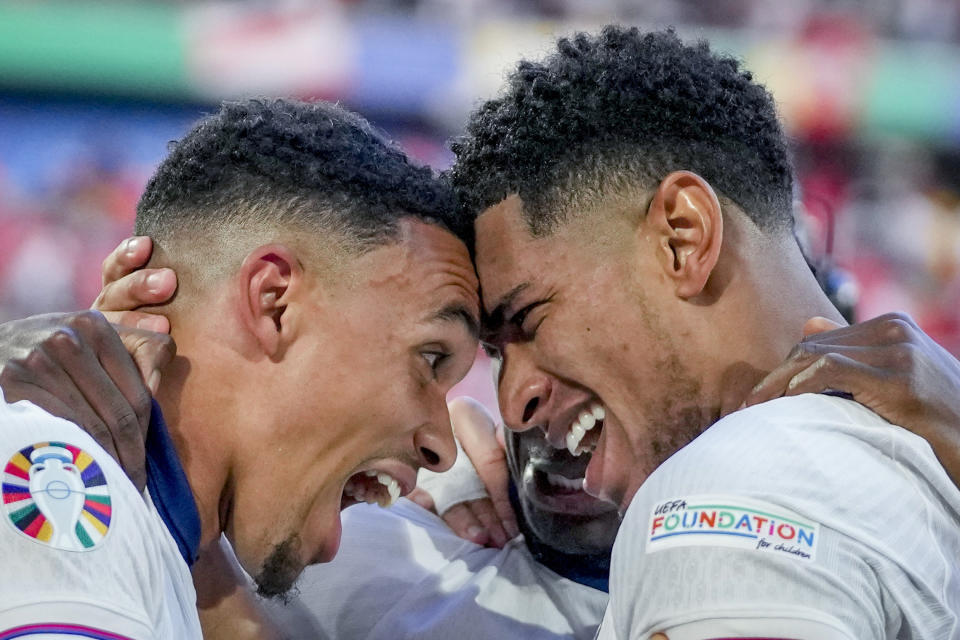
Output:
[0, 236, 176, 490]
[94, 236, 176, 333]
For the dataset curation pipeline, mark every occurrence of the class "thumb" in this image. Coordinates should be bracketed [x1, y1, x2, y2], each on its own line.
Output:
[802, 316, 843, 338]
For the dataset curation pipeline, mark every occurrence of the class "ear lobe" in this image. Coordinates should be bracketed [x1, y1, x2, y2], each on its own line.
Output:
[240, 245, 301, 359]
[646, 171, 723, 299]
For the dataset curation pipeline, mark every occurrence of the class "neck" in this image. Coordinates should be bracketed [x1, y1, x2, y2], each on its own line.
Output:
[153, 336, 238, 550]
[699, 227, 848, 414]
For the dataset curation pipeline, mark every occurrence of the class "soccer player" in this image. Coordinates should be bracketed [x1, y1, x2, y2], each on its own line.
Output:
[0, 98, 480, 637]
[6, 239, 960, 640]
[7, 27, 960, 640]
[453, 26, 960, 638]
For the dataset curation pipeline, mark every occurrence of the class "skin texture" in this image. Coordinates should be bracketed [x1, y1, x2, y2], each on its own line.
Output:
[156, 218, 479, 597]
[476, 175, 846, 512]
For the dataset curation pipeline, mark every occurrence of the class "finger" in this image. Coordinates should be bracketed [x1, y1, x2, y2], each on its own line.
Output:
[466, 498, 509, 548]
[801, 316, 843, 337]
[745, 343, 885, 408]
[650, 634, 669, 640]
[781, 352, 884, 400]
[115, 326, 177, 394]
[99, 310, 170, 334]
[0, 359, 120, 463]
[451, 398, 519, 538]
[442, 503, 489, 545]
[100, 236, 153, 287]
[94, 268, 177, 312]
[797, 312, 920, 348]
[47, 320, 149, 490]
[406, 488, 437, 513]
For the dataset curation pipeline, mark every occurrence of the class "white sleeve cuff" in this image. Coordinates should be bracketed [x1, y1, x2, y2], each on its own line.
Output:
[416, 436, 488, 515]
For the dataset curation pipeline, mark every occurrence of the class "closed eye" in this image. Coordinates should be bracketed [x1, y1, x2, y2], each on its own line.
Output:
[509, 297, 551, 335]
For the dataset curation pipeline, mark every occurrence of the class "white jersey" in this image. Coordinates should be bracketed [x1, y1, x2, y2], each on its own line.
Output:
[597, 394, 960, 640]
[0, 396, 201, 639]
[276, 498, 608, 639]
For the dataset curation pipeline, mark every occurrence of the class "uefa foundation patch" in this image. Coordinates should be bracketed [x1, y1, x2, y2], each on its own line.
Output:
[2, 442, 112, 551]
[646, 494, 819, 562]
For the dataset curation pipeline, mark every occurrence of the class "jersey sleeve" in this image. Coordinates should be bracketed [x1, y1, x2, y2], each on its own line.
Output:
[600, 396, 938, 640]
[0, 399, 197, 638]
[0, 600, 155, 639]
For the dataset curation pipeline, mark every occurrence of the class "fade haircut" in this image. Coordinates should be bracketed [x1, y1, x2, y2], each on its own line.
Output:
[136, 98, 469, 250]
[451, 26, 795, 236]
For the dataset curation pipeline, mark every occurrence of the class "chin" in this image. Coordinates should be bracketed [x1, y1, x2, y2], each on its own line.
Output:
[524, 505, 620, 555]
[253, 535, 305, 601]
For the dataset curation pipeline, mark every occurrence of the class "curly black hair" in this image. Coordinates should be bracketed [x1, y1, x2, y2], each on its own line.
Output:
[451, 26, 794, 235]
[136, 98, 469, 248]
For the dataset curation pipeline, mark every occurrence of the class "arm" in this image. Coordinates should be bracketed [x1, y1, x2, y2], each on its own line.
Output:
[0, 237, 283, 639]
[412, 396, 519, 547]
[747, 313, 960, 488]
[0, 311, 174, 491]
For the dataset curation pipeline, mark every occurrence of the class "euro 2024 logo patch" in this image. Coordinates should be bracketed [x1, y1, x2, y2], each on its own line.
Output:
[2, 442, 112, 551]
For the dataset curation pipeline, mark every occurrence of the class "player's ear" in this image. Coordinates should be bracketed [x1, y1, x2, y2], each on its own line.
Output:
[645, 170, 723, 299]
[238, 244, 302, 359]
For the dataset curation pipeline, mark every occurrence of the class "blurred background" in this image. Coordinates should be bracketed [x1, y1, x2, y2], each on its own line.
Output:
[0, 0, 958, 356]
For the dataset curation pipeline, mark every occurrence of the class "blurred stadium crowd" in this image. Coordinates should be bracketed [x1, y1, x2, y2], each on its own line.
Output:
[0, 0, 958, 354]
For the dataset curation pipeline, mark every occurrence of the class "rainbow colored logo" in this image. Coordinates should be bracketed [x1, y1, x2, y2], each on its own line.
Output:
[2, 442, 112, 551]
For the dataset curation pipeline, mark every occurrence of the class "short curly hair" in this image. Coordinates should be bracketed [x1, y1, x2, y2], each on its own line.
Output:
[136, 98, 468, 249]
[451, 26, 794, 236]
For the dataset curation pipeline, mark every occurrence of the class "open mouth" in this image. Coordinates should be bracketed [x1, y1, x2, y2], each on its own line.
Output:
[524, 462, 616, 516]
[564, 402, 605, 456]
[340, 470, 403, 509]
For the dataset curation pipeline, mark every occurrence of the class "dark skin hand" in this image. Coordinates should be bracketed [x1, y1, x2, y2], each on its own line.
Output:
[0, 237, 178, 491]
[650, 316, 960, 639]
[0, 310, 175, 491]
[746, 313, 960, 490]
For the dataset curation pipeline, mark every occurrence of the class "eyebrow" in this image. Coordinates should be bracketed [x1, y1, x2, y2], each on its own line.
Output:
[434, 303, 480, 340]
[482, 283, 530, 335]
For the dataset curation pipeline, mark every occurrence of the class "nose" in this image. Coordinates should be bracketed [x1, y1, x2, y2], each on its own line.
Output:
[414, 400, 457, 473]
[497, 343, 553, 433]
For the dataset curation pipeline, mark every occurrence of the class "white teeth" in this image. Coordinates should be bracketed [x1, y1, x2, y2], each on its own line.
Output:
[375, 472, 401, 508]
[565, 403, 605, 456]
[546, 472, 584, 491]
[579, 411, 596, 431]
[346, 470, 402, 508]
[566, 429, 583, 456]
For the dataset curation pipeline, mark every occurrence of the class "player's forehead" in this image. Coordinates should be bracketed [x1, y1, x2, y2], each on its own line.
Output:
[475, 196, 537, 312]
[474, 196, 575, 322]
[367, 218, 480, 329]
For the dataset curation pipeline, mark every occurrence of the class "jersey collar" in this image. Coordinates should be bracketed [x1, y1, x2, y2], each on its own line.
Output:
[146, 399, 202, 567]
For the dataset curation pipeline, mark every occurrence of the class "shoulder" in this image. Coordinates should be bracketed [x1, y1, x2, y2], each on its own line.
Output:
[641, 393, 926, 497]
[0, 400, 185, 631]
